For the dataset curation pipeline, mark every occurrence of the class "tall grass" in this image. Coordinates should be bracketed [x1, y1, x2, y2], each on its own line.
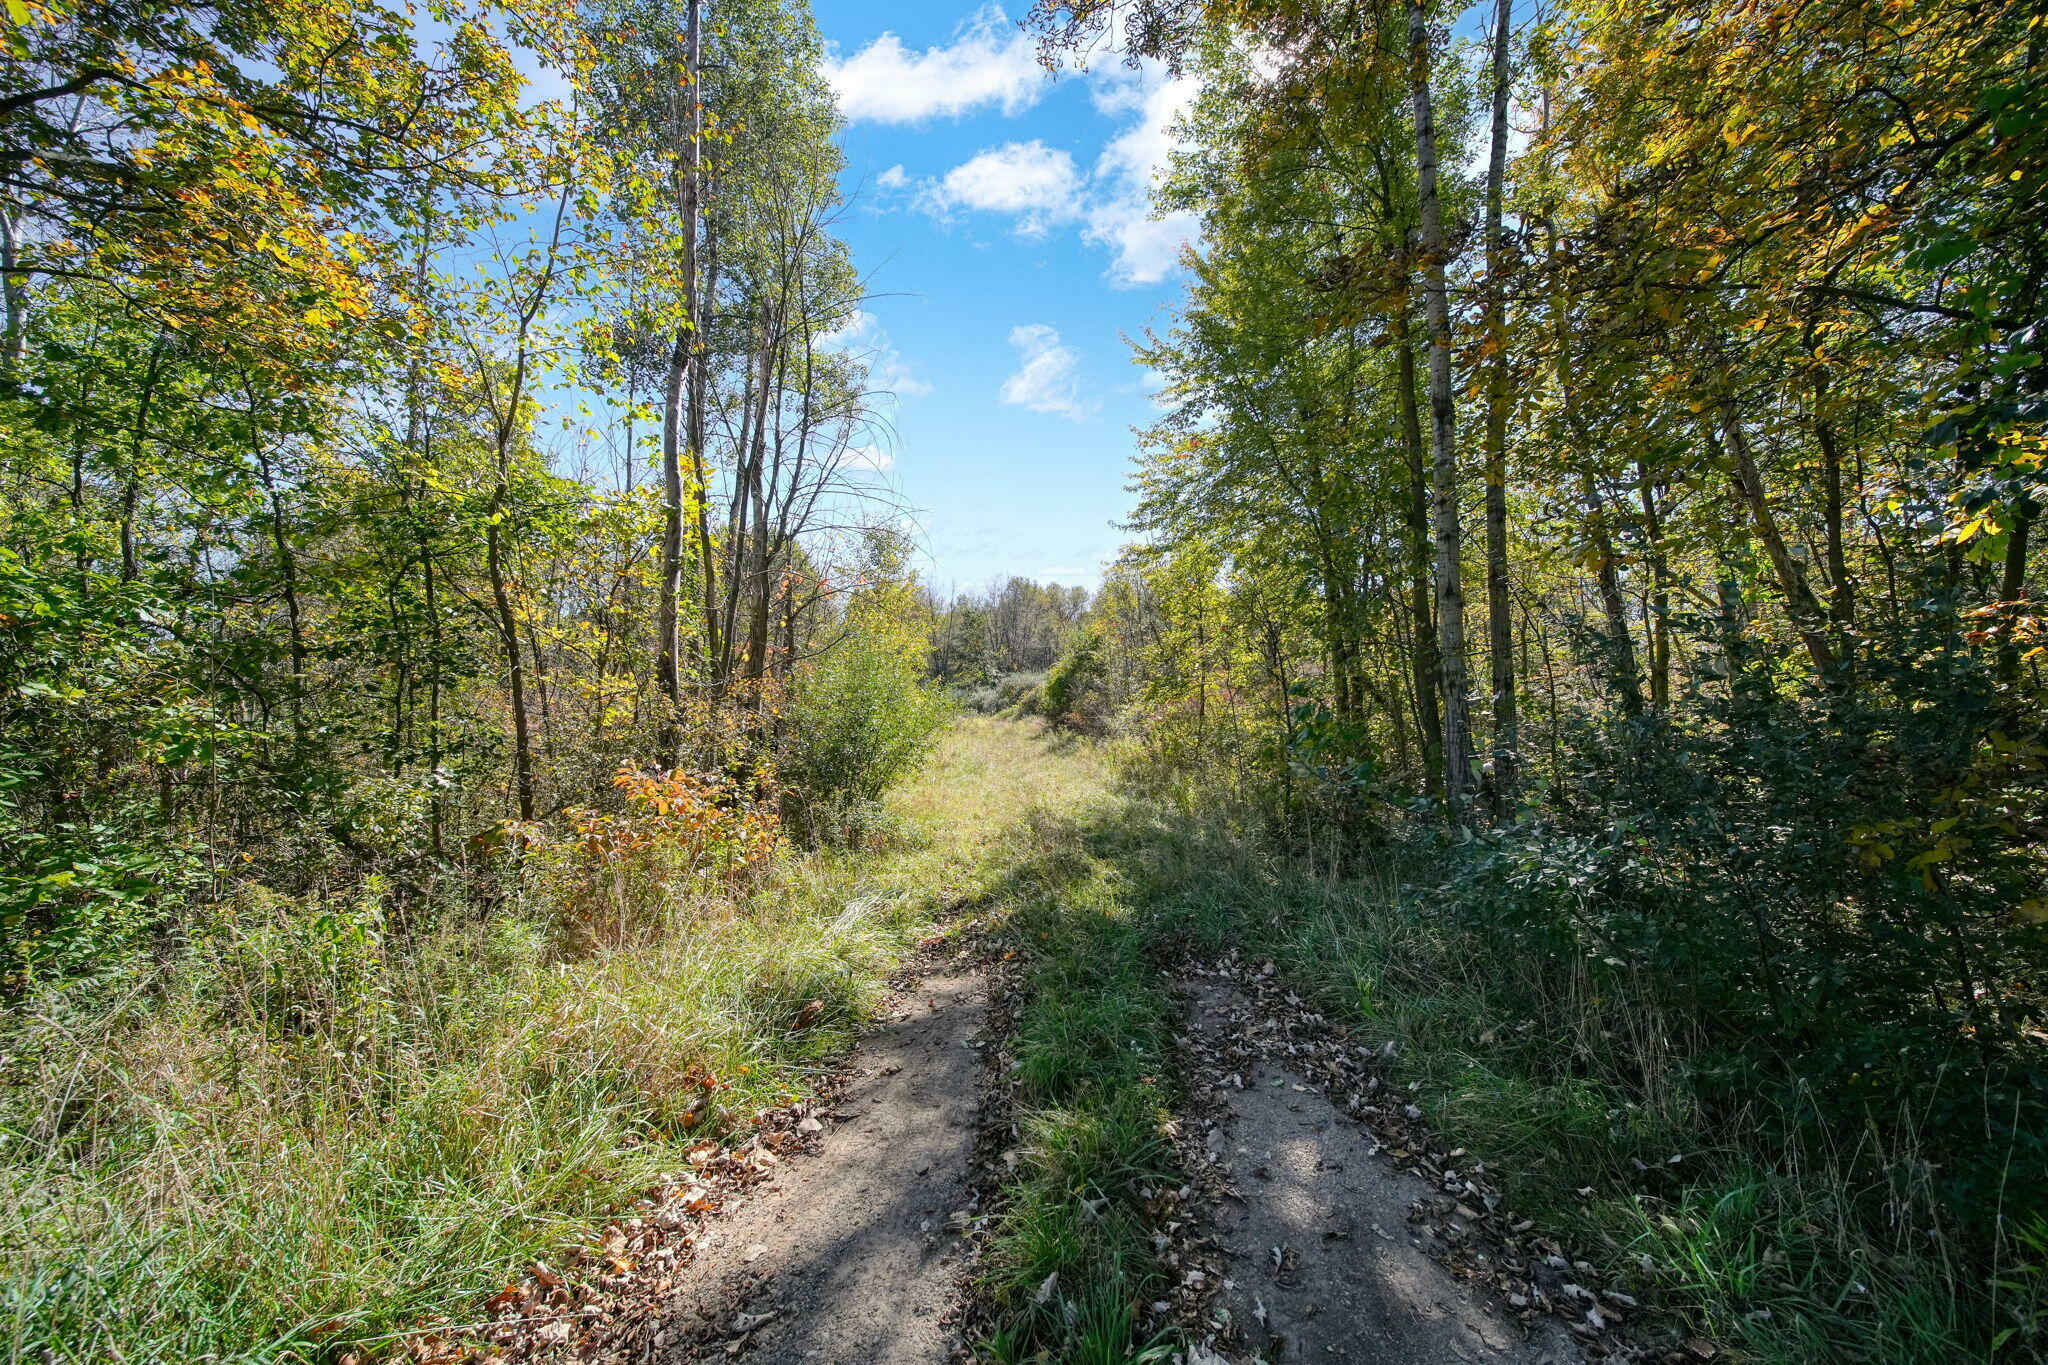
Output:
[0, 722, 1047, 1365]
[1055, 785, 2044, 1363]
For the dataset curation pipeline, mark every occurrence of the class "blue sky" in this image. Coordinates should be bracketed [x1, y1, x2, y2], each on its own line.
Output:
[805, 2, 1198, 596]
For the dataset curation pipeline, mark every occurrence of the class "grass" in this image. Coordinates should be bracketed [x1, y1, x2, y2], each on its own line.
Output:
[874, 721, 1181, 1365]
[0, 719, 1058, 1365]
[973, 831, 1182, 1365]
[1040, 789, 2022, 1363]
[12, 716, 2029, 1363]
[967, 723, 2039, 1363]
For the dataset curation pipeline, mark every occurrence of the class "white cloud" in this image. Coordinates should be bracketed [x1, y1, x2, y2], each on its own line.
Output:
[1000, 324, 1093, 421]
[821, 310, 932, 400]
[912, 60, 1201, 287]
[1082, 61, 1202, 287]
[845, 444, 897, 474]
[823, 5, 1044, 125]
[874, 164, 910, 191]
[917, 141, 1081, 238]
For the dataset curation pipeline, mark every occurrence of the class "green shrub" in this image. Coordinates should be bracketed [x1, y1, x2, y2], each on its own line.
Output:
[780, 612, 951, 844]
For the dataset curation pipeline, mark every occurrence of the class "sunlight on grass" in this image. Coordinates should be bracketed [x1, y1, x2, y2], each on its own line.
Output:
[0, 718, 1092, 1365]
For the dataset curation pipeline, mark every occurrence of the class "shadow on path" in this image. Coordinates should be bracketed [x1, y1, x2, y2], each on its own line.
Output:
[1190, 981, 1581, 1365]
[660, 963, 988, 1364]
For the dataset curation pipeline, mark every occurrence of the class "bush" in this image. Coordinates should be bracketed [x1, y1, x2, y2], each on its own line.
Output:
[992, 670, 1049, 717]
[780, 612, 951, 844]
[1042, 632, 1109, 732]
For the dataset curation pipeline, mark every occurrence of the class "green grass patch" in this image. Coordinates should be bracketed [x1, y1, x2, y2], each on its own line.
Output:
[961, 743, 2024, 1364]
[972, 806, 1182, 1363]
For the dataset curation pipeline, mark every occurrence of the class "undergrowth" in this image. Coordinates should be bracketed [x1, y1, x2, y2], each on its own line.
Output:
[0, 721, 1026, 1365]
[972, 716, 2046, 1362]
[1075, 789, 2042, 1363]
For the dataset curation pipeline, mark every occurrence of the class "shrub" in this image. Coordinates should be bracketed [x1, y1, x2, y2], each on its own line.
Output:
[780, 611, 950, 844]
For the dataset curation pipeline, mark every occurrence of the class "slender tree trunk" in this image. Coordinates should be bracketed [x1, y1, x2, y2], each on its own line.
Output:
[120, 334, 167, 583]
[1539, 214, 1641, 714]
[1481, 0, 1517, 810]
[482, 186, 570, 822]
[1394, 307, 1444, 795]
[0, 205, 27, 369]
[1998, 504, 2033, 682]
[254, 446, 309, 738]
[743, 309, 778, 686]
[657, 331, 688, 744]
[1405, 0, 1475, 813]
[486, 484, 536, 822]
[1813, 369, 1856, 685]
[1636, 461, 1672, 709]
[691, 203, 721, 688]
[406, 191, 446, 857]
[656, 0, 704, 751]
[1716, 397, 1839, 682]
[422, 539, 444, 855]
[1583, 472, 1644, 715]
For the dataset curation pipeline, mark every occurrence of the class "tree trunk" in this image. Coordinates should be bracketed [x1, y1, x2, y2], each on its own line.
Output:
[0, 206, 27, 369]
[1636, 461, 1672, 709]
[1813, 368, 1856, 685]
[1480, 0, 1517, 809]
[1405, 0, 1475, 813]
[1716, 397, 1839, 683]
[1394, 306, 1443, 796]
[742, 308, 778, 686]
[691, 200, 721, 687]
[1582, 472, 1644, 715]
[486, 484, 536, 823]
[655, 0, 704, 753]
[1998, 503, 2033, 683]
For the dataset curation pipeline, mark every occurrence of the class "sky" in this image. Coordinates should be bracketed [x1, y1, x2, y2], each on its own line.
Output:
[804, 2, 1200, 597]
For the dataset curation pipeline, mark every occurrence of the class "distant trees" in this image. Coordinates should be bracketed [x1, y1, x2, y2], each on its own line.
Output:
[927, 576, 1090, 683]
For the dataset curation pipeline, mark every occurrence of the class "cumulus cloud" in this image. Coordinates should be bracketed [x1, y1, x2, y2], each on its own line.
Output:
[1081, 61, 1202, 286]
[845, 444, 897, 474]
[821, 310, 932, 400]
[823, 5, 1044, 125]
[917, 141, 1081, 237]
[1000, 324, 1093, 421]
[911, 59, 1201, 286]
[874, 164, 910, 191]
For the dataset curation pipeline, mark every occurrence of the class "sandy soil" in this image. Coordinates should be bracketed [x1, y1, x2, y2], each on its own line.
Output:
[1188, 982, 1582, 1365]
[654, 963, 990, 1363]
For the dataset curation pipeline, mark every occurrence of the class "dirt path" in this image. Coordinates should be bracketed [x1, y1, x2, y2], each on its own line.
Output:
[655, 960, 989, 1363]
[1186, 980, 1582, 1365]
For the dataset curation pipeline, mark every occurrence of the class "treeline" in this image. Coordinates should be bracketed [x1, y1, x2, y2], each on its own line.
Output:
[1031, 0, 2045, 1355]
[0, 0, 937, 987]
[928, 575, 1090, 682]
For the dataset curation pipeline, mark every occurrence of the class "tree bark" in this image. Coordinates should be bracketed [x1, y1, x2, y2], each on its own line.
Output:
[1394, 306, 1443, 796]
[655, 0, 704, 753]
[1405, 0, 1474, 814]
[1716, 397, 1839, 683]
[1480, 0, 1518, 809]
[1998, 503, 2033, 683]
[1636, 461, 1672, 710]
[1813, 368, 1856, 685]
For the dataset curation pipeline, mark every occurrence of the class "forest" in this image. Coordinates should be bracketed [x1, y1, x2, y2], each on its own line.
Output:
[1, 0, 2044, 1361]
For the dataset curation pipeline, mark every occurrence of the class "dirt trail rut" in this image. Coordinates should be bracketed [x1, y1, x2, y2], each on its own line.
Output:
[658, 962, 988, 1363]
[1188, 981, 1580, 1365]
